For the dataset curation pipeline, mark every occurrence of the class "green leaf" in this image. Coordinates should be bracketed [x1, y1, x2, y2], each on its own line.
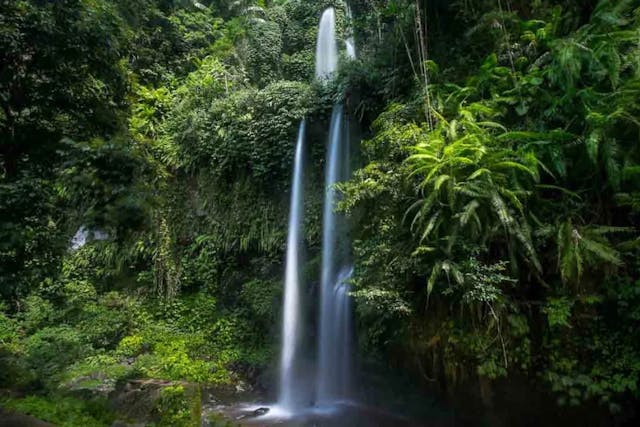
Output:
[427, 262, 442, 296]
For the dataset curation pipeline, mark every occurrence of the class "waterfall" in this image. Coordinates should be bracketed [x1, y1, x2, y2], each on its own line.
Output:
[345, 39, 356, 60]
[277, 4, 356, 414]
[70, 226, 108, 250]
[278, 122, 307, 410]
[317, 104, 353, 404]
[315, 8, 338, 80]
[345, 4, 357, 60]
[316, 6, 355, 405]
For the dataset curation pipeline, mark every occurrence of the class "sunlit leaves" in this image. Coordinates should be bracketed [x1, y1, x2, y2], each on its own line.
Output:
[405, 105, 540, 270]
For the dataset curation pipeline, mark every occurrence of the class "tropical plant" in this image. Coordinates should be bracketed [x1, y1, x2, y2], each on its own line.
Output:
[405, 104, 541, 293]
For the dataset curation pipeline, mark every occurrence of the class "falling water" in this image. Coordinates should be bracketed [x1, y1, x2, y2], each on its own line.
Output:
[315, 8, 338, 80]
[70, 226, 108, 250]
[317, 103, 353, 404]
[345, 4, 357, 60]
[278, 122, 307, 410]
[345, 39, 356, 60]
[315, 5, 355, 406]
[277, 5, 356, 413]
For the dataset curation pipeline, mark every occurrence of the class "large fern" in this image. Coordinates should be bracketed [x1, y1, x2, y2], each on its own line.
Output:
[406, 103, 542, 287]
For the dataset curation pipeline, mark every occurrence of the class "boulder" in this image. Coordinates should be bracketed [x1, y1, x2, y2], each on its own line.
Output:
[109, 379, 201, 426]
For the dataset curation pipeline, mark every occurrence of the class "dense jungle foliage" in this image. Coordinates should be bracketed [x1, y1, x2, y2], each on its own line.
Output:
[1, 0, 639, 425]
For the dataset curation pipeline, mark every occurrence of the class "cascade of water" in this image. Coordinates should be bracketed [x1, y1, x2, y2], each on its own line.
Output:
[278, 122, 307, 410]
[70, 226, 108, 250]
[317, 105, 343, 403]
[277, 4, 356, 413]
[345, 4, 357, 60]
[317, 103, 353, 404]
[345, 39, 356, 60]
[315, 8, 338, 80]
[315, 5, 355, 406]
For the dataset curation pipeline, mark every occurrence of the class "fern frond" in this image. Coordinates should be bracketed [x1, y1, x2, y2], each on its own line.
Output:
[434, 174, 451, 191]
[404, 198, 425, 227]
[459, 200, 480, 227]
[493, 161, 539, 180]
[588, 225, 634, 235]
[468, 168, 492, 180]
[535, 184, 582, 199]
[427, 262, 442, 296]
[580, 238, 622, 265]
[491, 193, 514, 228]
[420, 212, 442, 243]
[499, 188, 524, 214]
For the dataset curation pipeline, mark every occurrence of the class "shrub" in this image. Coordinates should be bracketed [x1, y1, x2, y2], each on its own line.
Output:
[20, 295, 56, 333]
[1, 395, 114, 427]
[23, 326, 91, 388]
[116, 334, 145, 357]
[133, 336, 221, 384]
[0, 309, 26, 387]
[155, 384, 201, 427]
[62, 354, 129, 391]
[117, 323, 233, 384]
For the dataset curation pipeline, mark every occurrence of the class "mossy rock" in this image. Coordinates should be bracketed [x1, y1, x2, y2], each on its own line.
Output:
[110, 379, 201, 426]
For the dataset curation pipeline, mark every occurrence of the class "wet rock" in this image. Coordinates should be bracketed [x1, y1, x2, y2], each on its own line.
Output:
[110, 379, 166, 422]
[231, 406, 270, 421]
[253, 407, 269, 417]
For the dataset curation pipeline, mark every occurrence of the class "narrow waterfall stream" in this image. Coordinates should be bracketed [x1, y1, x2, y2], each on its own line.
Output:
[316, 6, 354, 406]
[315, 8, 338, 80]
[278, 122, 307, 411]
[317, 104, 353, 404]
[345, 4, 357, 60]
